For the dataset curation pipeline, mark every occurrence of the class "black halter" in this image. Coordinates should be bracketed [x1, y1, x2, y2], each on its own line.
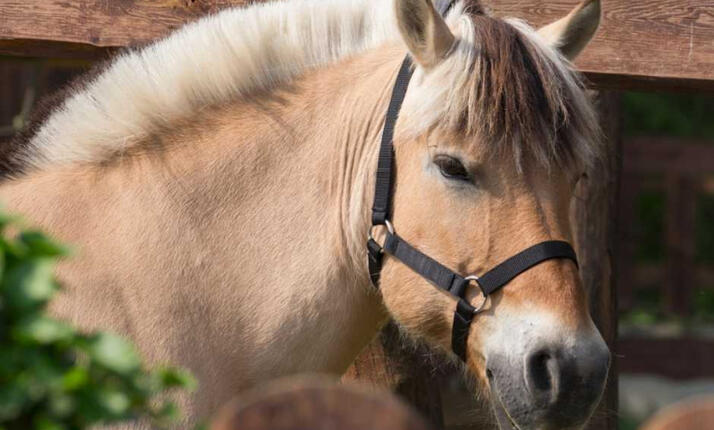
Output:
[366, 0, 578, 362]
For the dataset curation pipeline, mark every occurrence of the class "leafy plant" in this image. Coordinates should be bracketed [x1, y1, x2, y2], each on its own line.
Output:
[0, 213, 195, 429]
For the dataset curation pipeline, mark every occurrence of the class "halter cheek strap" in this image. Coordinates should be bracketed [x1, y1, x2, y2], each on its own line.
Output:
[367, 0, 579, 362]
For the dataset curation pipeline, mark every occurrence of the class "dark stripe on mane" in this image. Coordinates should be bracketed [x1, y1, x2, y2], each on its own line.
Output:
[451, 3, 598, 168]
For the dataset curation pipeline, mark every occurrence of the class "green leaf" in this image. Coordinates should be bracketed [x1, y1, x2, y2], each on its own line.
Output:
[0, 208, 195, 428]
[86, 333, 141, 375]
[0, 212, 19, 234]
[0, 244, 5, 277]
[153, 402, 181, 427]
[34, 416, 66, 430]
[47, 393, 75, 418]
[13, 315, 74, 344]
[3, 259, 57, 310]
[19, 231, 70, 258]
[0, 383, 26, 421]
[96, 390, 131, 417]
[156, 368, 197, 391]
[61, 367, 89, 391]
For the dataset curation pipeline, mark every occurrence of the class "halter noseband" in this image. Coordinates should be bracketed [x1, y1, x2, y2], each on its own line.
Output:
[366, 0, 578, 362]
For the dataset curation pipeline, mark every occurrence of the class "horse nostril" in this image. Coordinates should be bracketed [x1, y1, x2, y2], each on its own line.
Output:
[525, 349, 557, 400]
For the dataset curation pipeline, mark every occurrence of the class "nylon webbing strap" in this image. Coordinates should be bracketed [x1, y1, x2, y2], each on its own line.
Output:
[371, 57, 413, 226]
[370, 0, 454, 225]
[452, 300, 475, 361]
[380, 237, 578, 361]
[365, 0, 580, 363]
[384, 233, 472, 299]
[476, 241, 578, 296]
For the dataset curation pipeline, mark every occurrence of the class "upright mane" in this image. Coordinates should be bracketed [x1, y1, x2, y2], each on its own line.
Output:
[399, 2, 600, 169]
[8, 0, 401, 175]
[6, 0, 598, 176]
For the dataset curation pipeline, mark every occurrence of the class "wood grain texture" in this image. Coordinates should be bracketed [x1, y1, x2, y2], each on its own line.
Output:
[623, 137, 714, 174]
[488, 0, 714, 91]
[1, 0, 713, 89]
[0, 0, 249, 60]
[571, 91, 622, 430]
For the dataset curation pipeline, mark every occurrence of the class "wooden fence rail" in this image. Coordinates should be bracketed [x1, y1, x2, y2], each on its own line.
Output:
[0, 0, 713, 91]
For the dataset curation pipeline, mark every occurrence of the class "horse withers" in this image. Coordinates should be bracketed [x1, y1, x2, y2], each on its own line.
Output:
[0, 0, 609, 428]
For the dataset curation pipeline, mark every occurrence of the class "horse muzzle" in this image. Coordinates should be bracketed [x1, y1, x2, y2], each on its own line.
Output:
[485, 334, 610, 430]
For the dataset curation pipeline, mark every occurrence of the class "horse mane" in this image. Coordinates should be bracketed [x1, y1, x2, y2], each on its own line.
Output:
[400, 2, 600, 170]
[6, 0, 598, 177]
[8, 0, 401, 175]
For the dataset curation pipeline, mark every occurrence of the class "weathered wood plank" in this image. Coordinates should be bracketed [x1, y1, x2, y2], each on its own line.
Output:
[572, 91, 622, 430]
[489, 0, 714, 92]
[0, 0, 248, 59]
[1, 0, 713, 90]
[624, 137, 714, 174]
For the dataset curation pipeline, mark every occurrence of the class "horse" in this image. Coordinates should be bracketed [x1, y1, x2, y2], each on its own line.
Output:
[0, 0, 610, 428]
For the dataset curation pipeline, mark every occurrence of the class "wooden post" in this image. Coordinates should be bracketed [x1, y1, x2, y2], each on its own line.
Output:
[571, 91, 622, 430]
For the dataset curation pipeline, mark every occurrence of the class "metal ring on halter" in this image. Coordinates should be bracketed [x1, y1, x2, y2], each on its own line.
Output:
[465, 275, 490, 314]
[368, 219, 396, 243]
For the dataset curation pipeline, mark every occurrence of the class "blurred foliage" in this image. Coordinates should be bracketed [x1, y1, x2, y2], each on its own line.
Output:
[693, 288, 714, 322]
[620, 92, 714, 325]
[634, 189, 666, 263]
[618, 415, 640, 430]
[0, 213, 195, 430]
[623, 92, 714, 138]
[621, 288, 663, 326]
[696, 194, 714, 265]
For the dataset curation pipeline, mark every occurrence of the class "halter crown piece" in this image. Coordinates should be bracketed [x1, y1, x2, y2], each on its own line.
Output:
[366, 0, 579, 361]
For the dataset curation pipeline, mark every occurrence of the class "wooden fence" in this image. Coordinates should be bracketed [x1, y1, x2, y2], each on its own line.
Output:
[617, 137, 714, 380]
[1, 1, 714, 429]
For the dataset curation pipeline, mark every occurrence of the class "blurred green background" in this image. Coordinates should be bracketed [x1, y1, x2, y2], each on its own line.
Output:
[618, 92, 714, 429]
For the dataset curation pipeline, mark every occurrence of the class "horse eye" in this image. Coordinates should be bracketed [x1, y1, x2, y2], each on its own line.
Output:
[434, 155, 470, 181]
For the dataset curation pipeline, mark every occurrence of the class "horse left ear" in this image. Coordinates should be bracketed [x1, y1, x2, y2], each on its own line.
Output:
[537, 0, 601, 60]
[395, 0, 455, 68]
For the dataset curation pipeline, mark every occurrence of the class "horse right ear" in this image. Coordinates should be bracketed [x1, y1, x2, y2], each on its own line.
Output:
[395, 0, 455, 69]
[537, 0, 601, 60]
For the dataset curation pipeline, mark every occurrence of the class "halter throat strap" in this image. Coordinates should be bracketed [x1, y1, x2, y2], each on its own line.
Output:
[366, 0, 578, 362]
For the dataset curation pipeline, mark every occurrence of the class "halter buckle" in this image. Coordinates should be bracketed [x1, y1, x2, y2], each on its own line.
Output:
[465, 275, 489, 314]
[368, 219, 395, 245]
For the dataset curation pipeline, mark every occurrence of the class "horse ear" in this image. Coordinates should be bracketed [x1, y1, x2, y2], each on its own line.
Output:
[537, 0, 601, 60]
[395, 0, 455, 68]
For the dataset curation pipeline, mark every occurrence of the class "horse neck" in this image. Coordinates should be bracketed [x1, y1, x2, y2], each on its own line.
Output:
[198, 45, 405, 283]
[0, 44, 405, 375]
[152, 44, 404, 371]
